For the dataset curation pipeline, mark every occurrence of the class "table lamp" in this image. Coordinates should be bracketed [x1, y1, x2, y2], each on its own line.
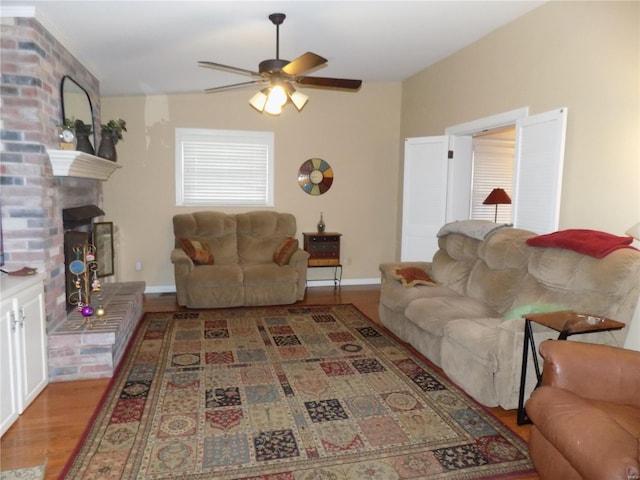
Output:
[482, 188, 511, 222]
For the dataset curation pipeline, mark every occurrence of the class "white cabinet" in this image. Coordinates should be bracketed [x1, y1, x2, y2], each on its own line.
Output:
[1, 274, 48, 437]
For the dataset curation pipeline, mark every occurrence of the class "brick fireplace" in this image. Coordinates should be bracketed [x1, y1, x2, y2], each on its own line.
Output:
[0, 15, 102, 332]
[1, 16, 145, 381]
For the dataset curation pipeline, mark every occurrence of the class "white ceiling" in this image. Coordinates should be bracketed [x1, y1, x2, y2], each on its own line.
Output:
[2, 1, 544, 97]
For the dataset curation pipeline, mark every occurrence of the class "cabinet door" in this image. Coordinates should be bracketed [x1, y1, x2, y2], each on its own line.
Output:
[14, 283, 47, 413]
[0, 298, 19, 437]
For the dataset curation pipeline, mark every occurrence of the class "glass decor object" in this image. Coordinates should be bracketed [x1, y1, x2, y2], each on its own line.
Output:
[317, 212, 326, 233]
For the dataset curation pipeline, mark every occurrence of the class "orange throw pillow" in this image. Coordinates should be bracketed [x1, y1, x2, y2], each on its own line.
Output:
[273, 237, 299, 266]
[179, 238, 214, 265]
[393, 267, 436, 287]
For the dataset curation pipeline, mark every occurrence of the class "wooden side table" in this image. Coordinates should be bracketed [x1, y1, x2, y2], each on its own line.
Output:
[303, 232, 342, 287]
[517, 310, 625, 425]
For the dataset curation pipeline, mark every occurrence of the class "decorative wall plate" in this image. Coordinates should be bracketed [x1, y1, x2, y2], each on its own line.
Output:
[298, 158, 333, 195]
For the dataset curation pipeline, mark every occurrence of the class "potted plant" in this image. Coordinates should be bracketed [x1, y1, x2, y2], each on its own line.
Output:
[97, 118, 126, 161]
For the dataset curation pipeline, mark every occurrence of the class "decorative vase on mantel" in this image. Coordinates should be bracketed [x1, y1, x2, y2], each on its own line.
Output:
[97, 133, 118, 162]
[75, 133, 94, 155]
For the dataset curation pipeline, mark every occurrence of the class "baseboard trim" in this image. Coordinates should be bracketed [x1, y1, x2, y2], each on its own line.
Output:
[145, 277, 380, 294]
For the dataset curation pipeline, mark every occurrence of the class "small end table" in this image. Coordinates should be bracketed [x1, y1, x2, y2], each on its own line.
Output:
[517, 310, 625, 425]
[303, 232, 342, 288]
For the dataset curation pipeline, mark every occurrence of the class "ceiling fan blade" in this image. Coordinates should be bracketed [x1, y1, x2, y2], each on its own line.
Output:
[205, 80, 265, 93]
[296, 76, 362, 90]
[282, 52, 327, 76]
[198, 61, 260, 77]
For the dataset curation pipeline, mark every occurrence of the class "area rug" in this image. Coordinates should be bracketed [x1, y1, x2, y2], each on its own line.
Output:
[61, 305, 535, 479]
[0, 464, 45, 480]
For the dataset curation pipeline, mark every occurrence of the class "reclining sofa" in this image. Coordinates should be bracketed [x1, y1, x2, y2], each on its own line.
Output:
[171, 211, 309, 308]
[379, 220, 640, 410]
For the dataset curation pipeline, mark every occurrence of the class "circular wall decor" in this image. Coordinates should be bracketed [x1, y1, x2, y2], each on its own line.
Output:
[298, 158, 333, 195]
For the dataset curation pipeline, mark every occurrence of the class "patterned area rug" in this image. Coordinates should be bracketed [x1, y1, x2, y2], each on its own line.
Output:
[62, 305, 534, 479]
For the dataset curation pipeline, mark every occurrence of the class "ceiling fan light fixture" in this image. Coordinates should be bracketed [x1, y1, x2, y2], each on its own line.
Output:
[264, 84, 288, 115]
[248, 89, 269, 112]
[202, 13, 362, 114]
[290, 90, 309, 111]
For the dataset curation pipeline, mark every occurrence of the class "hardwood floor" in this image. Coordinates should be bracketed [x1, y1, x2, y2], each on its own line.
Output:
[1, 286, 539, 479]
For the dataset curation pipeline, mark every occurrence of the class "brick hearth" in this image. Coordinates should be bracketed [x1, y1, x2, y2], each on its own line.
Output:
[48, 281, 146, 382]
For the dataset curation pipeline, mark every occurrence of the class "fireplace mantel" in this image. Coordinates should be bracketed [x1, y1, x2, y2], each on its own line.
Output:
[47, 150, 121, 181]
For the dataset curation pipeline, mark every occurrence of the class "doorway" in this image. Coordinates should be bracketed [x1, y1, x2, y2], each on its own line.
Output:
[471, 126, 516, 223]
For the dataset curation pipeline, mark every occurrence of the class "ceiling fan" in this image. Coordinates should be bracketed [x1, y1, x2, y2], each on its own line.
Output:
[198, 13, 362, 115]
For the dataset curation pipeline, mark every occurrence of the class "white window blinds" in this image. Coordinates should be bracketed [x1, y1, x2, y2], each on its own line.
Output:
[470, 137, 515, 223]
[175, 129, 274, 207]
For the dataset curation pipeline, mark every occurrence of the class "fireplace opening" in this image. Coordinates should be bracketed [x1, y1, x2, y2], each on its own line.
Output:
[63, 205, 105, 312]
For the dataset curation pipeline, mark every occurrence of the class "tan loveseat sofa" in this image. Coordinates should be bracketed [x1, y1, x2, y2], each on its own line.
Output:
[379, 220, 640, 410]
[171, 211, 309, 308]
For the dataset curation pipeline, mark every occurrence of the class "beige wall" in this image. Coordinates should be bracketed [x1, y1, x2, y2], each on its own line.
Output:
[101, 83, 402, 289]
[401, 1, 639, 239]
[103, 1, 639, 290]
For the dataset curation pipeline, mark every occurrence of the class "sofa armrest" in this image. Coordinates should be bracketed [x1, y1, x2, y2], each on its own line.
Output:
[538, 340, 640, 406]
[171, 248, 194, 268]
[171, 248, 194, 307]
[379, 261, 432, 282]
[288, 248, 310, 301]
[288, 248, 310, 266]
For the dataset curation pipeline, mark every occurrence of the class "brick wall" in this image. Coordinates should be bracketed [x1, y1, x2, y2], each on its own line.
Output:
[1, 16, 103, 331]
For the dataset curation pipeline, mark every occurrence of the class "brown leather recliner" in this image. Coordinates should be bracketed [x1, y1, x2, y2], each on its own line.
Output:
[525, 340, 640, 480]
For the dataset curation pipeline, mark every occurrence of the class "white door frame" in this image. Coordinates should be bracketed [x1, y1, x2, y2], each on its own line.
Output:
[445, 107, 529, 136]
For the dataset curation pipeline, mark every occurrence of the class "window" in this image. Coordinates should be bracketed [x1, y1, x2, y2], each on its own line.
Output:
[175, 128, 274, 207]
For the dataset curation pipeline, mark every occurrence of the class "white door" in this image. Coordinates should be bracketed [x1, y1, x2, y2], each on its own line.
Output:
[401, 136, 471, 261]
[512, 108, 568, 234]
[401, 136, 449, 261]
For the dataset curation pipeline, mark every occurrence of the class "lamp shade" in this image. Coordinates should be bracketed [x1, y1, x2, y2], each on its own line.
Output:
[483, 188, 512, 205]
[249, 90, 269, 112]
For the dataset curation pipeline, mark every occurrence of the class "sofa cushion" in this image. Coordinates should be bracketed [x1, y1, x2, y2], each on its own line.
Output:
[443, 317, 502, 367]
[511, 247, 640, 343]
[393, 266, 436, 287]
[186, 264, 243, 286]
[273, 237, 299, 266]
[405, 295, 499, 337]
[431, 234, 482, 295]
[237, 211, 297, 265]
[465, 228, 534, 314]
[243, 263, 298, 286]
[173, 212, 238, 264]
[179, 238, 214, 265]
[441, 317, 504, 406]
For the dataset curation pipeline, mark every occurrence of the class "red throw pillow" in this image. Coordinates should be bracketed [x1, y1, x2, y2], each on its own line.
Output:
[179, 238, 214, 265]
[393, 267, 436, 287]
[273, 237, 299, 266]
